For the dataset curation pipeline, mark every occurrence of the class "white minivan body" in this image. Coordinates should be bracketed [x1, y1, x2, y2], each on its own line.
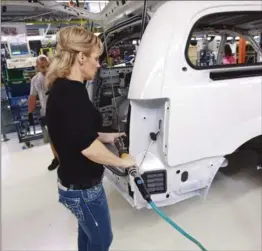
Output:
[125, 1, 262, 208]
[90, 1, 262, 209]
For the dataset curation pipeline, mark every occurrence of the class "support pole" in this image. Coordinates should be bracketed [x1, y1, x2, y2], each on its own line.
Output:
[238, 38, 246, 64]
[43, 23, 51, 37]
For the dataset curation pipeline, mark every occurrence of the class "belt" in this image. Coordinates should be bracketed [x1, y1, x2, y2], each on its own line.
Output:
[60, 179, 101, 190]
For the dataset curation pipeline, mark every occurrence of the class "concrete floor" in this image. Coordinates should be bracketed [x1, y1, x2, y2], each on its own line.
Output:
[1, 133, 262, 251]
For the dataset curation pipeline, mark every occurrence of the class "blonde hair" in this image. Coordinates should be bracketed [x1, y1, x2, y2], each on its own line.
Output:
[45, 26, 103, 88]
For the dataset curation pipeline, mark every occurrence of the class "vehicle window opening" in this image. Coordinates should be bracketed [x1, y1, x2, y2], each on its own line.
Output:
[186, 11, 262, 70]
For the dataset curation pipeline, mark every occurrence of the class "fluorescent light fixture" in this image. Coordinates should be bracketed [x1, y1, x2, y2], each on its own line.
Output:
[1, 35, 57, 42]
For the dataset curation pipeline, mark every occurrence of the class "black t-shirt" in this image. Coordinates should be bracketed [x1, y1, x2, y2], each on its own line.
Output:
[46, 78, 104, 185]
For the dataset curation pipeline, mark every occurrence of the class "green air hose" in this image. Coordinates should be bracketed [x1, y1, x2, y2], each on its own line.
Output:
[133, 175, 208, 251]
[149, 200, 208, 251]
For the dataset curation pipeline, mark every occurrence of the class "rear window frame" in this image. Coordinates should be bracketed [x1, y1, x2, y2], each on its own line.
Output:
[184, 10, 262, 71]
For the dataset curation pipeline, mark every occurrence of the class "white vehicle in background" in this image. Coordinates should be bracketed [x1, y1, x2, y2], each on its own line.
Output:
[7, 0, 262, 209]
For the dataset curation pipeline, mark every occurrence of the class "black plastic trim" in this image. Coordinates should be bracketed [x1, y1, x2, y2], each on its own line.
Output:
[181, 171, 188, 182]
[141, 170, 167, 195]
[210, 67, 262, 81]
[128, 183, 134, 198]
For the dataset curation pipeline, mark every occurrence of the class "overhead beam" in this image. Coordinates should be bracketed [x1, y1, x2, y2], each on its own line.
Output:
[2, 1, 162, 28]
[27, 20, 87, 24]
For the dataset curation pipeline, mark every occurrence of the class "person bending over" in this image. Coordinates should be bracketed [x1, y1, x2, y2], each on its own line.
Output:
[28, 55, 59, 171]
[45, 26, 136, 251]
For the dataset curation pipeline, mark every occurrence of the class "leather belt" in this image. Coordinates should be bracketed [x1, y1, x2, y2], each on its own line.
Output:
[60, 179, 101, 190]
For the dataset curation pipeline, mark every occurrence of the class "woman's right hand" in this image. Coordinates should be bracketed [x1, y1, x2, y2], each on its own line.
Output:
[82, 139, 137, 169]
[120, 155, 137, 168]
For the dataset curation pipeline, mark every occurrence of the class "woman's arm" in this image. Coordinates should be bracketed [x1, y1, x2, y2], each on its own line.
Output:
[81, 138, 135, 168]
[97, 132, 126, 144]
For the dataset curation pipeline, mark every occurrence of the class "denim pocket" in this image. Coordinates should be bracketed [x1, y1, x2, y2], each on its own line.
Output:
[59, 195, 85, 222]
[81, 185, 109, 228]
[82, 184, 103, 203]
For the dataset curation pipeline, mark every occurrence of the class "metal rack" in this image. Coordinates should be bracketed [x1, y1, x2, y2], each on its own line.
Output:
[1, 62, 43, 146]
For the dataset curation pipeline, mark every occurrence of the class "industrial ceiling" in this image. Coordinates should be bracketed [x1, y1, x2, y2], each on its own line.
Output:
[1, 1, 109, 22]
[1, 0, 108, 34]
[1, 1, 162, 37]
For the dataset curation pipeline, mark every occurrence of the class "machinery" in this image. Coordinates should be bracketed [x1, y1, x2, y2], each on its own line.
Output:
[5, 1, 262, 209]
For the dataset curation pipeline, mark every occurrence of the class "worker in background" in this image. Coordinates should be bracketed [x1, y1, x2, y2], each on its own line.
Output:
[28, 55, 59, 171]
[199, 39, 215, 66]
[124, 51, 131, 61]
[223, 44, 236, 64]
[45, 26, 136, 251]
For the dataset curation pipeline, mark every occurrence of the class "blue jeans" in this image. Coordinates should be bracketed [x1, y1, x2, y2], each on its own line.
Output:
[58, 182, 113, 251]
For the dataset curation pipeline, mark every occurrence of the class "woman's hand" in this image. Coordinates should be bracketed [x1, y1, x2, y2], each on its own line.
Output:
[110, 132, 126, 144]
[98, 132, 126, 144]
[82, 138, 136, 169]
[119, 155, 137, 168]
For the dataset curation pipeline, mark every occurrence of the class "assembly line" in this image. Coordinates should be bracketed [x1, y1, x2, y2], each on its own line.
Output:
[1, 1, 262, 251]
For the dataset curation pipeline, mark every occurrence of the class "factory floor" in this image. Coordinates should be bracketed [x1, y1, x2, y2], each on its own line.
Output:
[2, 133, 262, 251]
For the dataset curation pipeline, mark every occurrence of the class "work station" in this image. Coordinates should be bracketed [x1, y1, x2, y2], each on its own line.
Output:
[1, 1, 262, 251]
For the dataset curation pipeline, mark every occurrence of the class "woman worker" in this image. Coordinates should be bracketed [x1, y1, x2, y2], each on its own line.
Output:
[45, 26, 136, 251]
[222, 44, 236, 64]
